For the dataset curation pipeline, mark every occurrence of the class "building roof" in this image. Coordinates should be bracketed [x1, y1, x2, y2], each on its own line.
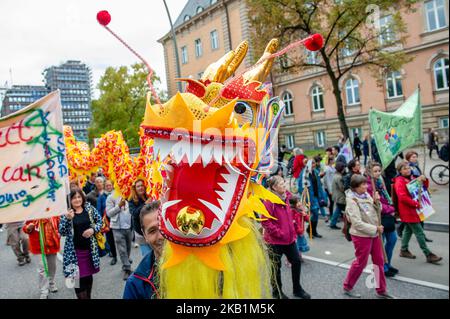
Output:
[173, 0, 218, 29]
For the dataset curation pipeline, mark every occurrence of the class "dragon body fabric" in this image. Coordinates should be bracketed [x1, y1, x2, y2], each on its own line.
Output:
[64, 40, 287, 298]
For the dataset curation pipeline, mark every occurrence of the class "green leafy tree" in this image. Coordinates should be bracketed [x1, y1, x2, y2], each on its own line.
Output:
[89, 63, 164, 148]
[247, 0, 417, 140]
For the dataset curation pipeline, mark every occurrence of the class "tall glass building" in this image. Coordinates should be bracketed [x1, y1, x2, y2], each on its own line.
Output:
[43, 60, 92, 141]
[1, 85, 49, 117]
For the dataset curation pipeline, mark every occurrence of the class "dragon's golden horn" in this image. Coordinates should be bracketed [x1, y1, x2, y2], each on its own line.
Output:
[201, 41, 248, 83]
[243, 38, 279, 83]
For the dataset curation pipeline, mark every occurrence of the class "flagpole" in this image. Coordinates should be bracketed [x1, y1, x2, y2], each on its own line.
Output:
[368, 107, 388, 263]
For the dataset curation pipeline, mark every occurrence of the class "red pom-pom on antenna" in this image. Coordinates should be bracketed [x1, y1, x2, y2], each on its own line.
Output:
[97, 10, 111, 26]
[304, 33, 324, 51]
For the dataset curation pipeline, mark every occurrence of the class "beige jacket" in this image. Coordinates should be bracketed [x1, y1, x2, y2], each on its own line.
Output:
[345, 190, 381, 238]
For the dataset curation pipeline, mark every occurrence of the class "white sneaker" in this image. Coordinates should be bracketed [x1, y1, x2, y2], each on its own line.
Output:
[0, 228, 3, 232]
[40, 293, 48, 299]
[49, 283, 58, 293]
[376, 292, 396, 299]
[133, 242, 139, 248]
[343, 289, 361, 298]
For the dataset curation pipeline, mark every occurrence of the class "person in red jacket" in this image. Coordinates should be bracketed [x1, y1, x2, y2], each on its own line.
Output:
[23, 217, 61, 299]
[292, 148, 306, 180]
[393, 161, 442, 264]
[262, 176, 310, 299]
[289, 196, 310, 262]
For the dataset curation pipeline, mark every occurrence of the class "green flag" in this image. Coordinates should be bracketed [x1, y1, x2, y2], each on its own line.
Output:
[369, 88, 422, 168]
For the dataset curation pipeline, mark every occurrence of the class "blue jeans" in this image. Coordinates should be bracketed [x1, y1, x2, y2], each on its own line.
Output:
[310, 209, 319, 222]
[296, 235, 310, 253]
[319, 206, 327, 217]
[383, 230, 397, 271]
[139, 243, 152, 257]
[330, 203, 345, 227]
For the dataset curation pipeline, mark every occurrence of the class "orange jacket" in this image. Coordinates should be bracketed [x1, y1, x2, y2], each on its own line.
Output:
[23, 217, 61, 255]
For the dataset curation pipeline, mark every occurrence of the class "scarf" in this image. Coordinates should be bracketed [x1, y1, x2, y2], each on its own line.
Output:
[409, 162, 422, 177]
[375, 177, 393, 205]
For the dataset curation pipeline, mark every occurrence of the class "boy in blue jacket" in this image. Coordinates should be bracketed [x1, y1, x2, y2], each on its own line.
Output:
[123, 201, 163, 299]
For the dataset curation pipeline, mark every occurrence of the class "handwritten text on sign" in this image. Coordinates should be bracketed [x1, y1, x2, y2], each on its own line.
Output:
[0, 91, 69, 223]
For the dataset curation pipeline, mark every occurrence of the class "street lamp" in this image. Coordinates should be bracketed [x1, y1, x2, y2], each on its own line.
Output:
[163, 0, 182, 92]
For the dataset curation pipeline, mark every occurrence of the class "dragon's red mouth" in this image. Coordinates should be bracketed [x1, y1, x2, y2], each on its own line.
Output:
[144, 127, 253, 246]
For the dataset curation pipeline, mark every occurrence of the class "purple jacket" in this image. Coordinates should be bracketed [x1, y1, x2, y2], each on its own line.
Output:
[261, 191, 296, 245]
[366, 176, 395, 216]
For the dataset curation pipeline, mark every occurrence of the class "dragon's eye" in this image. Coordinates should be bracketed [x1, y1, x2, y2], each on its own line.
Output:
[233, 102, 253, 126]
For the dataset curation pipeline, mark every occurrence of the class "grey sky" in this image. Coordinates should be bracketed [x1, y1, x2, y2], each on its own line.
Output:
[0, 0, 187, 97]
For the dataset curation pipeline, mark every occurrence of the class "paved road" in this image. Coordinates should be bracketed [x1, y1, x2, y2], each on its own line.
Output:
[0, 228, 447, 299]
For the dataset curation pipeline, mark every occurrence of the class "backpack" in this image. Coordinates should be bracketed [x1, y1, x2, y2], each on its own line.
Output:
[439, 143, 449, 162]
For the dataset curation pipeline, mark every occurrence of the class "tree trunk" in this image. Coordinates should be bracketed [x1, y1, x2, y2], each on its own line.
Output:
[331, 78, 350, 141]
[321, 53, 350, 142]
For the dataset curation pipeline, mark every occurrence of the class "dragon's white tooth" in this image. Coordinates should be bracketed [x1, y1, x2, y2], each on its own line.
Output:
[218, 182, 228, 191]
[192, 141, 202, 165]
[171, 139, 189, 164]
[154, 138, 176, 159]
[198, 199, 225, 223]
[161, 199, 182, 219]
[213, 145, 223, 165]
[201, 144, 214, 167]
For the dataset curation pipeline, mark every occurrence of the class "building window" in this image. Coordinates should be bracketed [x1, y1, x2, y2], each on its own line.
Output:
[286, 134, 295, 149]
[210, 30, 219, 50]
[210, 0, 218, 4]
[315, 131, 326, 147]
[306, 49, 317, 65]
[195, 39, 203, 58]
[311, 86, 324, 111]
[184, 15, 191, 22]
[425, 0, 447, 31]
[282, 92, 294, 115]
[386, 71, 403, 98]
[340, 31, 353, 57]
[434, 58, 449, 90]
[181, 46, 188, 64]
[440, 116, 449, 128]
[379, 15, 395, 45]
[345, 78, 360, 105]
[196, 6, 204, 14]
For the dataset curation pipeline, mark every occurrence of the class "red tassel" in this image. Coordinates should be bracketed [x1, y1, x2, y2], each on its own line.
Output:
[97, 10, 111, 26]
[304, 33, 324, 51]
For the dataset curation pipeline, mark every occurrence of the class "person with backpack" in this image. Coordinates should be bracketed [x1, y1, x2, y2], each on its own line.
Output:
[366, 162, 398, 278]
[330, 162, 347, 230]
[393, 161, 442, 264]
[343, 175, 395, 299]
[298, 159, 328, 238]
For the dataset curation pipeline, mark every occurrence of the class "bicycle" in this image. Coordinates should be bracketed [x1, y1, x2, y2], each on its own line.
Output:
[429, 163, 449, 185]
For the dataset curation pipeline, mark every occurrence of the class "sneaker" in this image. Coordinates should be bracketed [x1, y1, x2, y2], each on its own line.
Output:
[399, 250, 416, 259]
[25, 256, 31, 263]
[384, 269, 396, 277]
[273, 292, 289, 299]
[330, 225, 341, 230]
[123, 269, 132, 281]
[49, 283, 58, 293]
[129, 258, 133, 264]
[293, 289, 311, 299]
[40, 293, 48, 299]
[426, 253, 443, 264]
[343, 289, 361, 298]
[313, 233, 323, 238]
[133, 242, 139, 248]
[388, 266, 399, 274]
[425, 237, 433, 243]
[18, 259, 26, 266]
[110, 257, 117, 266]
[376, 292, 396, 299]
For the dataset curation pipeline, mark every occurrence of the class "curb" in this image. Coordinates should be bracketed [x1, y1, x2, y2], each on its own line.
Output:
[424, 222, 449, 233]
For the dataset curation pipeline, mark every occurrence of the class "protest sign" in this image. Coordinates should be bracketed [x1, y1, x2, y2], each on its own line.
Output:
[406, 179, 435, 221]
